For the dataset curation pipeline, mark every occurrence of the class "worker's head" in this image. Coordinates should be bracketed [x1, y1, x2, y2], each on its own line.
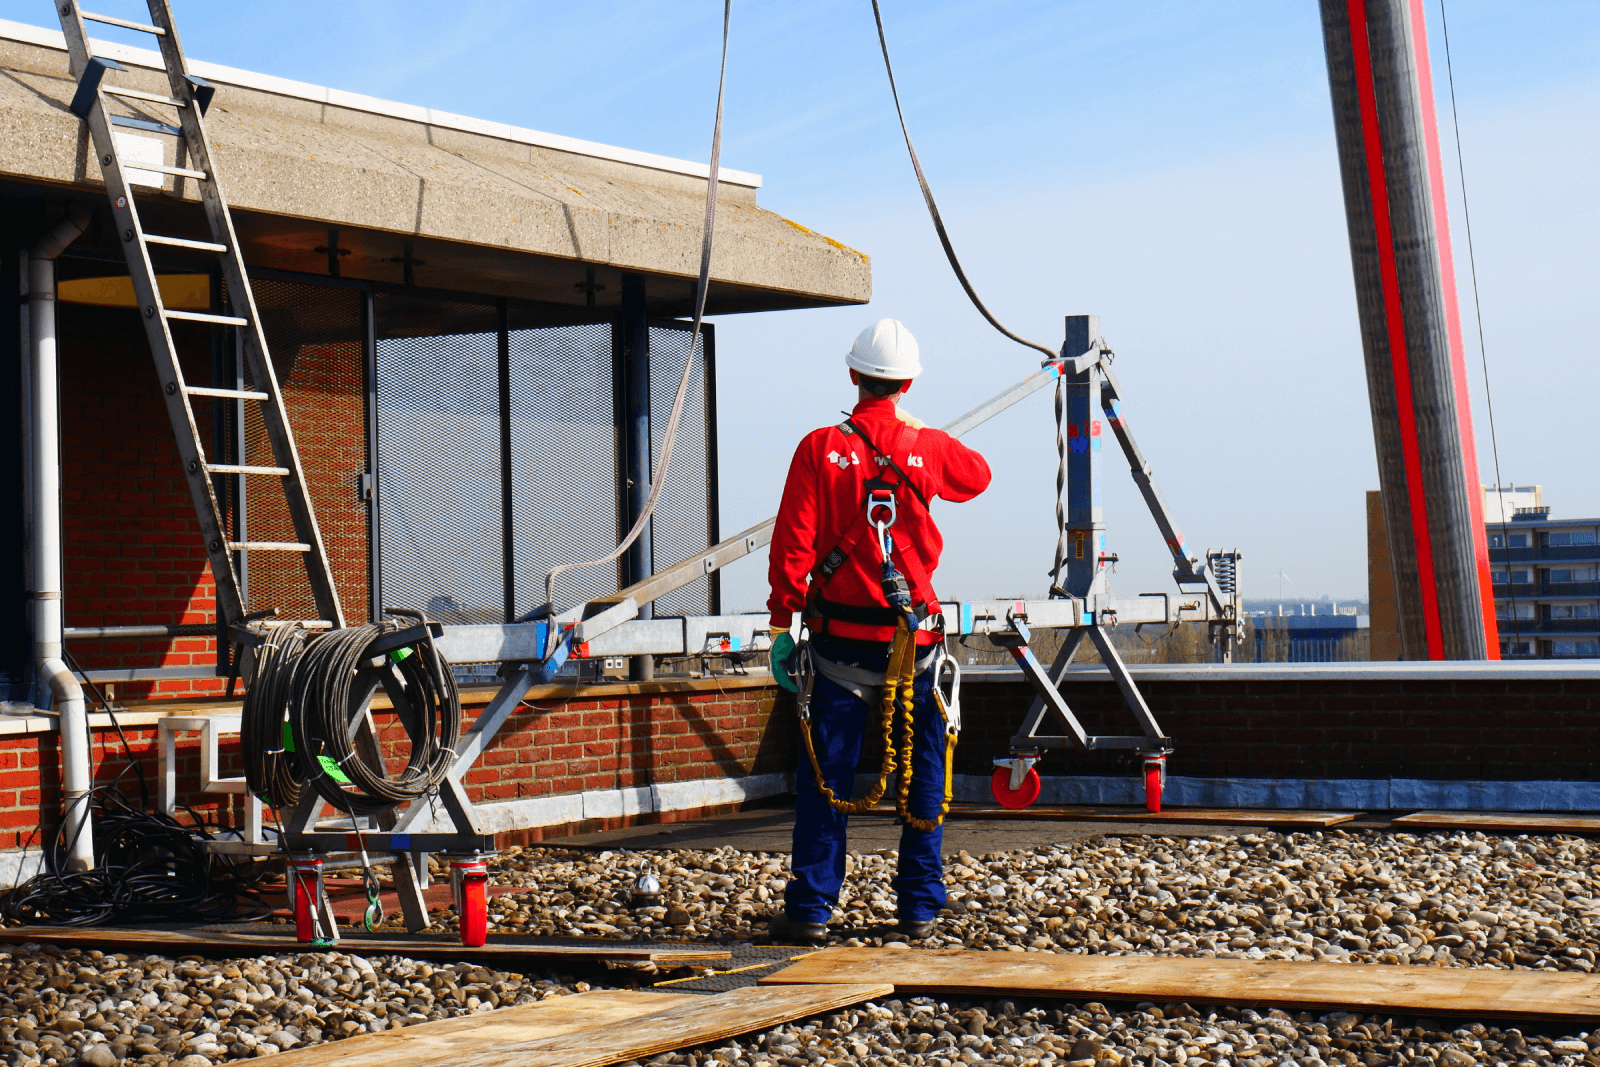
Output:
[846, 319, 921, 400]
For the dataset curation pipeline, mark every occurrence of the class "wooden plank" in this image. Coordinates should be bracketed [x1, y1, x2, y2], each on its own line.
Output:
[0, 926, 728, 965]
[262, 990, 684, 1067]
[939, 806, 1362, 828]
[760, 947, 1600, 1023]
[1392, 811, 1600, 834]
[265, 983, 892, 1067]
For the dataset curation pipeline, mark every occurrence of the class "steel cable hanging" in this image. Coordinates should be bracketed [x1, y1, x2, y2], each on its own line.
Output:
[544, 0, 732, 609]
[868, 0, 1057, 361]
[1438, 0, 1519, 657]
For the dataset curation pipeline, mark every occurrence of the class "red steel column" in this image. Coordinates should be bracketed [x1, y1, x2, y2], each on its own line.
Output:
[1319, 0, 1498, 659]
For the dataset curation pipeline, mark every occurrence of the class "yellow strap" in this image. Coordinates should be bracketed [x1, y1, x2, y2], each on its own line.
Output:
[798, 619, 957, 830]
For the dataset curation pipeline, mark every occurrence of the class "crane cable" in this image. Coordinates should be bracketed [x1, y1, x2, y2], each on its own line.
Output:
[1438, 0, 1518, 654]
[544, 0, 732, 609]
[869, 0, 1057, 361]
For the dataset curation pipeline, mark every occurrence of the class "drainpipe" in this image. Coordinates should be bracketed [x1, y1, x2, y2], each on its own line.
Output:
[29, 204, 92, 871]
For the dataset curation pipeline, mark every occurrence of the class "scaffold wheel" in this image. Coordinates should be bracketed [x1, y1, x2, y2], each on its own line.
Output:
[990, 764, 1041, 810]
[1144, 759, 1164, 814]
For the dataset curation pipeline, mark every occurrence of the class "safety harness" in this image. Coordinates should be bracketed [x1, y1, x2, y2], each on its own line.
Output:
[793, 418, 962, 832]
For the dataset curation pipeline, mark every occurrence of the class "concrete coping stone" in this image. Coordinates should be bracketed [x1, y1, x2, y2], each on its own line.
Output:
[959, 660, 1600, 682]
[0, 18, 762, 189]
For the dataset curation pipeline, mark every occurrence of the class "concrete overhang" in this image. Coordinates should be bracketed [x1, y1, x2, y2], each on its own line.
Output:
[0, 20, 870, 316]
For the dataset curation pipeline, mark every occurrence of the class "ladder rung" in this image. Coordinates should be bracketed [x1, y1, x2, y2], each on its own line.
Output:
[129, 163, 208, 182]
[109, 114, 182, 137]
[146, 233, 225, 252]
[206, 464, 290, 477]
[103, 85, 184, 108]
[228, 542, 312, 553]
[185, 386, 268, 401]
[165, 310, 248, 326]
[82, 11, 165, 35]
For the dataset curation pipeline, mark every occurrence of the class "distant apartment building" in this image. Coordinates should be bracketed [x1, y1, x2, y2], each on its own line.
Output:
[1243, 599, 1370, 663]
[1485, 485, 1599, 659]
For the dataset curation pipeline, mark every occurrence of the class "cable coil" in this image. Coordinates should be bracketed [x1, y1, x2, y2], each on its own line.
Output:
[242, 612, 461, 816]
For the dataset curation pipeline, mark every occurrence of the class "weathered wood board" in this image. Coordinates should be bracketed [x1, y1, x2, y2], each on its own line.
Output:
[941, 807, 1362, 828]
[265, 983, 892, 1067]
[760, 947, 1600, 1022]
[1392, 811, 1600, 834]
[0, 926, 729, 964]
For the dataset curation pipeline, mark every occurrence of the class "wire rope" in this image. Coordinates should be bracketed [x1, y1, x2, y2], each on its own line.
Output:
[544, 0, 732, 609]
[868, 0, 1057, 361]
[1438, 0, 1520, 656]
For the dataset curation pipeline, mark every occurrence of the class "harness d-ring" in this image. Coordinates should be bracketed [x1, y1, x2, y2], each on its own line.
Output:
[866, 486, 897, 559]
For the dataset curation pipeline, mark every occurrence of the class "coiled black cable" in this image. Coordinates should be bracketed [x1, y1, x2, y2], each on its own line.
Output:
[0, 785, 270, 927]
[259, 614, 461, 816]
[241, 621, 310, 810]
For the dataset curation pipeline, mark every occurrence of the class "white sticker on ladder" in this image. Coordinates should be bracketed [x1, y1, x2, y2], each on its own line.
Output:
[112, 132, 164, 189]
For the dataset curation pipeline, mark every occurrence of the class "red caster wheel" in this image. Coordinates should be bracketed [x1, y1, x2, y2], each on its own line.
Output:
[1143, 756, 1166, 814]
[290, 857, 324, 943]
[452, 859, 489, 948]
[991, 759, 1041, 810]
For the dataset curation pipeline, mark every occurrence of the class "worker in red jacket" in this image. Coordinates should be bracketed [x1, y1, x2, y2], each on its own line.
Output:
[766, 319, 991, 944]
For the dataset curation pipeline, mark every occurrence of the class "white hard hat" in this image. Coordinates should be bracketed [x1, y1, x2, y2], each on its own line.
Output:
[846, 318, 923, 380]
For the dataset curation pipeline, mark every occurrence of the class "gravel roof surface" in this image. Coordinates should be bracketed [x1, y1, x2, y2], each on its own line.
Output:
[3, 826, 1598, 1067]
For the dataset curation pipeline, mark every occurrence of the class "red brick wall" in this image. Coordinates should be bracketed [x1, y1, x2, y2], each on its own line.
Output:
[0, 680, 792, 853]
[959, 676, 1600, 782]
[57, 296, 370, 699]
[60, 304, 223, 699]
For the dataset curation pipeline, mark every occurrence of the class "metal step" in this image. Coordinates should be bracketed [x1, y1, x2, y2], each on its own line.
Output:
[145, 233, 224, 251]
[101, 84, 184, 108]
[185, 385, 267, 401]
[164, 309, 248, 326]
[205, 463, 290, 477]
[228, 542, 312, 553]
[81, 10, 164, 34]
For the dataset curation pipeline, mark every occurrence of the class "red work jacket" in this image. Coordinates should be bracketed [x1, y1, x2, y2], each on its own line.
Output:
[767, 395, 992, 644]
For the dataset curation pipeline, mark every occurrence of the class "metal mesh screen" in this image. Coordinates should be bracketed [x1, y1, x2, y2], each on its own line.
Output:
[243, 279, 366, 624]
[373, 296, 502, 624]
[648, 323, 717, 617]
[508, 323, 620, 617]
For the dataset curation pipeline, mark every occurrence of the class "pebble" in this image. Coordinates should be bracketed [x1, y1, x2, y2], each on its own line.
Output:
[0, 942, 582, 1067]
[599, 997, 1600, 1067]
[478, 829, 1600, 974]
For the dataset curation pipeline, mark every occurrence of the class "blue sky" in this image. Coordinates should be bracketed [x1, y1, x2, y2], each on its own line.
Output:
[9, 1, 1598, 610]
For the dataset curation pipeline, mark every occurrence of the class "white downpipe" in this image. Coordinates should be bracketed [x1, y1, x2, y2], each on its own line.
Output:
[28, 205, 92, 871]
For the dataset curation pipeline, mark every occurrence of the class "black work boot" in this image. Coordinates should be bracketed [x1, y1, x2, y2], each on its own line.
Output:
[897, 917, 937, 940]
[767, 914, 828, 944]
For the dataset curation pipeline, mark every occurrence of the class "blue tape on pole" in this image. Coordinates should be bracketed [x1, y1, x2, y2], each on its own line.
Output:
[961, 602, 973, 635]
[392, 834, 410, 851]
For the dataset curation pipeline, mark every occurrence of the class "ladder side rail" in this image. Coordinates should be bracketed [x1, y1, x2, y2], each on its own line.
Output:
[1097, 361, 1230, 613]
[144, 0, 345, 630]
[55, 6, 249, 631]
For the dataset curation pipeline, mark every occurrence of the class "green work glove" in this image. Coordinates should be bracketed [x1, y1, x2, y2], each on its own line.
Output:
[770, 630, 798, 692]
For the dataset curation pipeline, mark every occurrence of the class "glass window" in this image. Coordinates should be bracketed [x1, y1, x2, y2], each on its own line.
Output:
[1552, 569, 1574, 583]
[1510, 533, 1531, 548]
[1553, 640, 1599, 656]
[1546, 531, 1598, 547]
[1489, 534, 1504, 549]
[1501, 640, 1533, 656]
[1492, 570, 1508, 583]
[1512, 568, 1533, 583]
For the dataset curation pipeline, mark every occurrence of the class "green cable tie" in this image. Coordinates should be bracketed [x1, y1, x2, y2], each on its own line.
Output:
[282, 720, 296, 753]
[389, 646, 414, 664]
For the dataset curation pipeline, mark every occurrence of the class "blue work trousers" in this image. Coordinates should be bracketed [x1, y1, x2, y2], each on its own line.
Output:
[785, 633, 948, 925]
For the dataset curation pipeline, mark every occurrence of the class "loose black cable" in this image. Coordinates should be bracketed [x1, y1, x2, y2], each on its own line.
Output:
[0, 784, 270, 927]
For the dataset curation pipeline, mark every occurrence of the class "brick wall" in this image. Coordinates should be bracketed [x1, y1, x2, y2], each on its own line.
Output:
[57, 295, 370, 699]
[959, 674, 1600, 782]
[60, 304, 223, 699]
[0, 678, 794, 852]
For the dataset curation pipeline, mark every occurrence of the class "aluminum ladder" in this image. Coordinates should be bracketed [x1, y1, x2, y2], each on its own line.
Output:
[55, 1, 345, 645]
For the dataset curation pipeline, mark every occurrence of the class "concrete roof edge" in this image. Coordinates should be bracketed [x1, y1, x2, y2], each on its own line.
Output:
[0, 18, 763, 190]
[960, 661, 1600, 682]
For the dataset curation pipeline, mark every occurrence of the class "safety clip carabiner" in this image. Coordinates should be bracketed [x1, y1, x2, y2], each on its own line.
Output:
[865, 486, 897, 560]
